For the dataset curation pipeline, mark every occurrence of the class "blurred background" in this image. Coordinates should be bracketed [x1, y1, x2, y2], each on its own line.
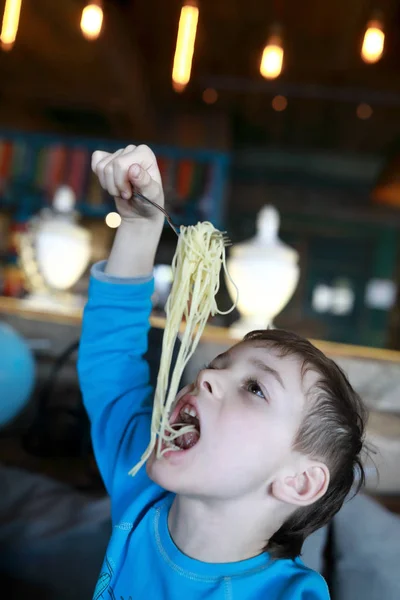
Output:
[0, 1, 400, 599]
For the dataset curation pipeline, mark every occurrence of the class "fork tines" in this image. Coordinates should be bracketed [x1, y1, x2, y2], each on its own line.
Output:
[222, 233, 232, 247]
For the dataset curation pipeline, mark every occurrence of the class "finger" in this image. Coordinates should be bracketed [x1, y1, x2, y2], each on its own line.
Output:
[91, 150, 110, 174]
[114, 145, 137, 199]
[128, 164, 162, 203]
[128, 145, 162, 187]
[94, 152, 114, 191]
[109, 145, 162, 197]
[103, 149, 125, 197]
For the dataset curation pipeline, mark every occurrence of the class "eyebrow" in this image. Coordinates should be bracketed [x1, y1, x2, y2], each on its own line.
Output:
[211, 353, 285, 390]
[211, 352, 231, 368]
[249, 358, 286, 390]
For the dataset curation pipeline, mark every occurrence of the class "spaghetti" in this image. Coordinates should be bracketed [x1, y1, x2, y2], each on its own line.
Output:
[129, 221, 237, 476]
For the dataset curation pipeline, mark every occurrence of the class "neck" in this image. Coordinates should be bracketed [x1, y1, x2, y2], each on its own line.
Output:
[168, 493, 285, 564]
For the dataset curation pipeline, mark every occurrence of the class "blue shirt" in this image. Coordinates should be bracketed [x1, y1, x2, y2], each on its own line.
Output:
[78, 263, 330, 600]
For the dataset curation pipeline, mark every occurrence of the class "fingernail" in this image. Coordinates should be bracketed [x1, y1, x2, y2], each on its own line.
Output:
[130, 164, 140, 177]
[122, 191, 130, 199]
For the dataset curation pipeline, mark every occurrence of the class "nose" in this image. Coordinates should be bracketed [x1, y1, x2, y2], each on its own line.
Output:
[196, 368, 224, 399]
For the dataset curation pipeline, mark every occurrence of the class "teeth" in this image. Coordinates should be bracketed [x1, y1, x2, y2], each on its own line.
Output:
[183, 405, 197, 418]
[165, 439, 179, 451]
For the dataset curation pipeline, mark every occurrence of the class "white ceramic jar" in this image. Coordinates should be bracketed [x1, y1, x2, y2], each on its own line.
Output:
[225, 205, 300, 337]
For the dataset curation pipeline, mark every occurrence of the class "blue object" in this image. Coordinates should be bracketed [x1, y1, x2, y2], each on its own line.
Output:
[77, 263, 329, 600]
[0, 323, 35, 426]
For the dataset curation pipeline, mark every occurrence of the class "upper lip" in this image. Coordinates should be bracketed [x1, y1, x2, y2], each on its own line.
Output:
[170, 391, 201, 430]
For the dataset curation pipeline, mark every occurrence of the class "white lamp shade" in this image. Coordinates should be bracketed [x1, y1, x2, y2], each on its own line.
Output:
[36, 221, 91, 290]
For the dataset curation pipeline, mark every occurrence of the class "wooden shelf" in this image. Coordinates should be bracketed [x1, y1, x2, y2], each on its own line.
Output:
[2, 295, 400, 363]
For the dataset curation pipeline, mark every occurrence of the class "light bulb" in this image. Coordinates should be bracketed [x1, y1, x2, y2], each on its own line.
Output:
[361, 19, 384, 63]
[172, 0, 199, 92]
[202, 88, 218, 104]
[1, 0, 22, 51]
[260, 34, 284, 80]
[272, 95, 287, 111]
[81, 1, 103, 41]
[356, 103, 373, 120]
[105, 212, 121, 229]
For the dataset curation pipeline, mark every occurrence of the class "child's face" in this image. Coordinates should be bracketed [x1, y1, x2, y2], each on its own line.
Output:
[147, 341, 311, 500]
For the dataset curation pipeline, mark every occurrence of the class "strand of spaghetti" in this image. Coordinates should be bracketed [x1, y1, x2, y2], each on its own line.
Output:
[159, 266, 210, 441]
[129, 222, 236, 477]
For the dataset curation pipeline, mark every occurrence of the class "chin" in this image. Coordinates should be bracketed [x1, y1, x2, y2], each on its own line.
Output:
[146, 459, 174, 492]
[146, 449, 200, 496]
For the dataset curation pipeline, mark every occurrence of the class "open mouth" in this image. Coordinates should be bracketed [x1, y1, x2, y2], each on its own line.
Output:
[164, 395, 201, 452]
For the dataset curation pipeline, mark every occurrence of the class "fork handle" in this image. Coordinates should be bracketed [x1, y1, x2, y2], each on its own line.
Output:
[134, 192, 180, 237]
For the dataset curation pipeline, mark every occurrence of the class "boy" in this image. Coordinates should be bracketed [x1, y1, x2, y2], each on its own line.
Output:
[78, 144, 367, 599]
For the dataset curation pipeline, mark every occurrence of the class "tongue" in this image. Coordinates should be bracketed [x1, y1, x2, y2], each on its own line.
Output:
[175, 429, 200, 450]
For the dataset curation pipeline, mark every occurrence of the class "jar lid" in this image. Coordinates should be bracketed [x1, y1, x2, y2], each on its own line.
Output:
[230, 205, 299, 263]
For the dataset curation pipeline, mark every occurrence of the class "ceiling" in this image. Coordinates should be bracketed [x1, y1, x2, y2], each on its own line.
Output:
[1, 0, 400, 153]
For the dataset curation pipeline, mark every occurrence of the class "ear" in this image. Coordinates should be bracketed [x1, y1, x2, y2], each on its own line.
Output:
[271, 461, 330, 507]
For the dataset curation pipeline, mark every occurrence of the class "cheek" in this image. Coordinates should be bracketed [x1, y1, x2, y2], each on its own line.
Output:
[211, 409, 293, 466]
[208, 410, 264, 460]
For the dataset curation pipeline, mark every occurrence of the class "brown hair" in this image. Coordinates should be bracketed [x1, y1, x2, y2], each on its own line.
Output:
[243, 329, 368, 560]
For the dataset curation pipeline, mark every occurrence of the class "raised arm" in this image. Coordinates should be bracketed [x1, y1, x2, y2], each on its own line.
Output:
[78, 145, 165, 514]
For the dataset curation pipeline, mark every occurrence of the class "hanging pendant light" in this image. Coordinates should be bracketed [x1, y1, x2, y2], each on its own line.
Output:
[172, 0, 199, 92]
[1, 0, 22, 51]
[260, 26, 284, 80]
[361, 14, 385, 64]
[81, 0, 103, 41]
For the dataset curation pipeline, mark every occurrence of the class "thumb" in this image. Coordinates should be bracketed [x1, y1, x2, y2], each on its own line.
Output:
[128, 164, 162, 204]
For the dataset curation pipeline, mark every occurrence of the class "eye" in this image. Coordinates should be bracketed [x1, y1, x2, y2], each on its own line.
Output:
[245, 378, 265, 399]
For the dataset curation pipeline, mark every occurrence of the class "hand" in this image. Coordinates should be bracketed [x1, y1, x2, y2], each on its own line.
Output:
[91, 144, 164, 224]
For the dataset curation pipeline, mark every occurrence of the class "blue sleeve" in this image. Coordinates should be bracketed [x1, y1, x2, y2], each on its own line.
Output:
[285, 566, 330, 599]
[77, 262, 158, 518]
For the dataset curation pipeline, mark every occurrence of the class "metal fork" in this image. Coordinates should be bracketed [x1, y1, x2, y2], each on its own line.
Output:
[134, 190, 180, 237]
[133, 190, 231, 246]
